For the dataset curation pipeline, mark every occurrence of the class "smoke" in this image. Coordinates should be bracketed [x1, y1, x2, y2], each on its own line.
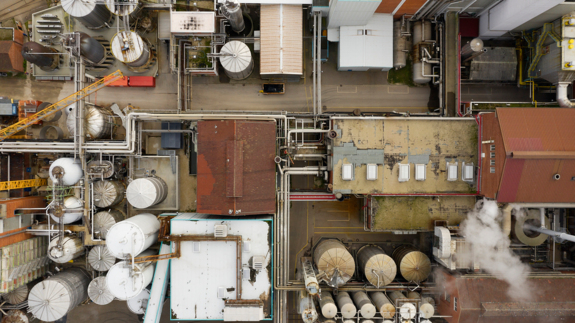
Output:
[459, 199, 532, 301]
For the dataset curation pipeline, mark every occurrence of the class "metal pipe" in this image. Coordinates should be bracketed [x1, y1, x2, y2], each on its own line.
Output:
[540, 208, 546, 229]
[313, 12, 317, 116]
[525, 224, 575, 243]
[317, 12, 322, 116]
[557, 82, 575, 108]
[459, 0, 478, 13]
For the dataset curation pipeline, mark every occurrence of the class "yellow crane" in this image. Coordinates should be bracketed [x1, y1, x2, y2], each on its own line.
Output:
[0, 70, 123, 142]
[0, 178, 47, 190]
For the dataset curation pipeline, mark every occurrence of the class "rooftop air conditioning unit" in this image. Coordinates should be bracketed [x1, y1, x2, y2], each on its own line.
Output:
[214, 224, 228, 238]
[250, 256, 265, 271]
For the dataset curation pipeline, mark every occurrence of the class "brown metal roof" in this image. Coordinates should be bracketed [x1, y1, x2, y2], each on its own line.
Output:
[480, 113, 505, 199]
[196, 120, 276, 215]
[0, 41, 23, 73]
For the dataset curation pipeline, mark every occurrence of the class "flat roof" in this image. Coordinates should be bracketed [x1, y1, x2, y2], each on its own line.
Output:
[339, 14, 393, 70]
[170, 12, 215, 34]
[260, 4, 302, 75]
[331, 118, 478, 194]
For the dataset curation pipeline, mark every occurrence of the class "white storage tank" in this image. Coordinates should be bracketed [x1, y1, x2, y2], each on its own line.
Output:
[48, 235, 84, 263]
[106, 213, 160, 259]
[61, 0, 112, 29]
[66, 105, 115, 140]
[50, 196, 83, 224]
[353, 291, 376, 318]
[88, 245, 117, 271]
[127, 288, 150, 314]
[357, 245, 396, 287]
[49, 158, 83, 186]
[313, 239, 355, 287]
[219, 41, 254, 80]
[319, 292, 337, 319]
[111, 31, 151, 68]
[369, 292, 395, 319]
[336, 292, 356, 319]
[93, 180, 125, 208]
[28, 268, 90, 322]
[406, 292, 435, 319]
[107, 257, 155, 300]
[393, 21, 407, 70]
[126, 177, 168, 209]
[388, 291, 416, 320]
[94, 209, 125, 239]
[88, 276, 115, 305]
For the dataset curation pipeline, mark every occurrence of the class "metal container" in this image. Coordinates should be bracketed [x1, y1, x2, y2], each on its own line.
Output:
[50, 196, 83, 224]
[461, 38, 484, 59]
[1, 310, 30, 323]
[126, 177, 168, 209]
[393, 21, 406, 70]
[127, 288, 150, 314]
[94, 209, 125, 239]
[336, 292, 356, 319]
[319, 292, 337, 319]
[21, 42, 59, 71]
[93, 180, 125, 208]
[219, 41, 254, 80]
[48, 235, 84, 263]
[28, 268, 90, 322]
[299, 291, 318, 323]
[88, 245, 117, 271]
[352, 291, 376, 318]
[105, 0, 141, 17]
[420, 297, 435, 319]
[66, 105, 114, 140]
[105, 213, 160, 259]
[357, 245, 396, 287]
[107, 260, 154, 300]
[61, 0, 112, 29]
[313, 239, 355, 287]
[392, 245, 431, 283]
[87, 160, 116, 179]
[2, 285, 29, 304]
[49, 158, 83, 186]
[388, 291, 416, 320]
[221, 0, 245, 33]
[369, 292, 395, 319]
[111, 31, 150, 68]
[37, 102, 61, 122]
[63, 32, 106, 64]
[88, 276, 114, 305]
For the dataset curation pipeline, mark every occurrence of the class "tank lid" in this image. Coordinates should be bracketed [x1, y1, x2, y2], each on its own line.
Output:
[88, 245, 116, 271]
[88, 276, 115, 305]
[93, 180, 122, 208]
[220, 41, 252, 73]
[127, 289, 150, 314]
[61, 0, 96, 18]
[106, 261, 148, 300]
[111, 31, 145, 63]
[126, 178, 161, 209]
[106, 218, 149, 258]
[29, 280, 73, 321]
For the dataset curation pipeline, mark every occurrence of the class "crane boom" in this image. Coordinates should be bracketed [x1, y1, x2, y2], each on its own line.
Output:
[0, 70, 123, 142]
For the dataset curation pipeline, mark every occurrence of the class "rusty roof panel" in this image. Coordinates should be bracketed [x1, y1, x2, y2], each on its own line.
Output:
[514, 159, 575, 203]
[480, 113, 505, 199]
[496, 159, 524, 202]
[481, 302, 575, 317]
[197, 120, 276, 216]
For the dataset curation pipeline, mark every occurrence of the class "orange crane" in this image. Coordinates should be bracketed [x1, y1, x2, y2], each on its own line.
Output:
[0, 70, 123, 142]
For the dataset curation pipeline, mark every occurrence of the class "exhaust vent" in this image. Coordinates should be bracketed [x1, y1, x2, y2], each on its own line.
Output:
[250, 256, 265, 271]
[214, 224, 228, 238]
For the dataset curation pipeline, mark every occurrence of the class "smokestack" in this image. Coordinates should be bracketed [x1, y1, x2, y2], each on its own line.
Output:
[221, 0, 245, 33]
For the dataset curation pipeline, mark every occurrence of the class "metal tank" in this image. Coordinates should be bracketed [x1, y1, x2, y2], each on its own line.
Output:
[392, 245, 431, 283]
[513, 208, 550, 246]
[298, 291, 318, 323]
[461, 38, 484, 60]
[105, 213, 160, 259]
[357, 245, 396, 287]
[336, 292, 357, 319]
[21, 42, 59, 71]
[127, 288, 150, 314]
[63, 32, 106, 64]
[64, 102, 76, 115]
[2, 285, 29, 304]
[93, 180, 125, 208]
[319, 292, 337, 319]
[87, 160, 116, 179]
[105, 0, 141, 17]
[50, 196, 83, 224]
[111, 31, 151, 68]
[352, 292, 376, 318]
[411, 21, 432, 84]
[393, 21, 407, 70]
[126, 177, 168, 209]
[48, 235, 84, 263]
[313, 239, 355, 287]
[94, 209, 125, 239]
[88, 276, 115, 305]
[369, 292, 395, 319]
[219, 41, 254, 80]
[61, 0, 112, 29]
[28, 268, 90, 322]
[66, 105, 115, 140]
[37, 102, 61, 122]
[107, 257, 155, 300]
[388, 291, 416, 320]
[221, 0, 245, 33]
[407, 292, 434, 317]
[1, 310, 30, 323]
[49, 158, 83, 186]
[88, 245, 117, 271]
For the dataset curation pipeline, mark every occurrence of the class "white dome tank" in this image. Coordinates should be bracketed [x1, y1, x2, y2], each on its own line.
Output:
[105, 213, 160, 259]
[126, 177, 168, 209]
[50, 196, 83, 224]
[369, 292, 395, 319]
[66, 105, 114, 140]
[111, 31, 150, 68]
[64, 102, 76, 115]
[93, 209, 125, 239]
[49, 158, 83, 186]
[219, 41, 254, 80]
[93, 180, 125, 208]
[48, 235, 84, 263]
[88, 245, 116, 271]
[353, 291, 376, 318]
[127, 288, 150, 314]
[388, 291, 416, 320]
[107, 258, 154, 300]
[88, 276, 114, 305]
[336, 292, 356, 319]
[61, 0, 112, 29]
[319, 292, 337, 318]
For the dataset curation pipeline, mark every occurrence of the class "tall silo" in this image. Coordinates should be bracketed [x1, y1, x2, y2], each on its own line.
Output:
[93, 210, 125, 239]
[352, 292, 376, 318]
[21, 42, 59, 71]
[313, 239, 355, 287]
[126, 177, 168, 209]
[357, 245, 397, 287]
[392, 245, 431, 283]
[319, 292, 337, 319]
[48, 235, 84, 263]
[105, 213, 160, 259]
[107, 255, 155, 300]
[335, 292, 356, 319]
[111, 31, 152, 69]
[369, 292, 395, 319]
[63, 32, 107, 65]
[88, 276, 114, 305]
[49, 158, 83, 186]
[221, 0, 245, 33]
[219, 41, 254, 80]
[66, 105, 115, 140]
[88, 245, 117, 271]
[93, 180, 125, 208]
[61, 0, 113, 29]
[50, 196, 83, 224]
[28, 268, 90, 322]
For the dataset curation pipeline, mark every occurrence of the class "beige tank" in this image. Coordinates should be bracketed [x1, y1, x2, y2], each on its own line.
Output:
[392, 246, 431, 283]
[314, 240, 355, 287]
[357, 245, 396, 287]
[336, 292, 357, 318]
[319, 292, 337, 319]
[388, 291, 416, 320]
[352, 292, 376, 318]
[369, 292, 395, 319]
[406, 291, 435, 318]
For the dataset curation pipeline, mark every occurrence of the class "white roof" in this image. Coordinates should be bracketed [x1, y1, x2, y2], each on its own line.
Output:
[260, 4, 302, 75]
[171, 11, 215, 34]
[339, 14, 393, 69]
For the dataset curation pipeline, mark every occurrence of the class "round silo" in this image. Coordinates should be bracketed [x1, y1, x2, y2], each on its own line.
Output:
[127, 288, 150, 314]
[88, 245, 117, 271]
[61, 0, 113, 29]
[63, 32, 107, 65]
[336, 292, 356, 318]
[388, 291, 416, 320]
[219, 41, 254, 80]
[313, 240, 355, 287]
[420, 297, 435, 319]
[88, 276, 114, 305]
[392, 246, 431, 283]
[126, 177, 168, 209]
[93, 180, 125, 208]
[111, 31, 151, 68]
[369, 292, 395, 319]
[21, 42, 59, 71]
[357, 245, 397, 287]
[319, 292, 337, 319]
[37, 102, 61, 122]
[66, 105, 115, 140]
[2, 285, 29, 305]
[51, 196, 83, 224]
[49, 158, 83, 186]
[28, 268, 90, 322]
[352, 292, 376, 318]
[106, 213, 160, 259]
[107, 259, 155, 300]
[48, 235, 84, 263]
[94, 210, 125, 239]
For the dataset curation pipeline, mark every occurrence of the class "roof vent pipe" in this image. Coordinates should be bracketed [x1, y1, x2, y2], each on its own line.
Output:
[553, 174, 561, 180]
[540, 208, 546, 229]
[557, 82, 575, 108]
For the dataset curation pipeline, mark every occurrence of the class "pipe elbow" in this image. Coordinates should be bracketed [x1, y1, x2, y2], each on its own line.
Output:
[556, 82, 575, 108]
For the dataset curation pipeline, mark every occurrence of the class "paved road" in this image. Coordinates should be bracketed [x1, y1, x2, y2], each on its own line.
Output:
[0, 0, 48, 23]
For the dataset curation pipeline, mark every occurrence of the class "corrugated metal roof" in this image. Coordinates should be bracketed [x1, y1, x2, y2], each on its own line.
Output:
[260, 4, 302, 75]
[196, 120, 276, 215]
[479, 113, 505, 199]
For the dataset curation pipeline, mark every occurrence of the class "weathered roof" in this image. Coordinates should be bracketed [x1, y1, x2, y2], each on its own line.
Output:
[0, 41, 23, 73]
[260, 4, 302, 75]
[196, 120, 276, 215]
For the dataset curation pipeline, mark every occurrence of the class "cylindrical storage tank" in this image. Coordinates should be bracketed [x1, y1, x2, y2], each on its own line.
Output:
[51, 196, 83, 224]
[61, 0, 112, 29]
[219, 41, 254, 80]
[1, 310, 30, 323]
[66, 105, 114, 140]
[352, 292, 376, 318]
[461, 38, 484, 59]
[336, 292, 356, 318]
[127, 288, 150, 314]
[21, 42, 59, 71]
[299, 292, 318, 323]
[222, 0, 245, 33]
[369, 292, 395, 319]
[360, 320, 374, 323]
[48, 235, 84, 263]
[423, 21, 432, 41]
[37, 102, 61, 122]
[93, 180, 125, 208]
[107, 260, 154, 300]
[313, 240, 355, 287]
[106, 213, 160, 259]
[94, 210, 125, 239]
[105, 0, 141, 17]
[28, 268, 90, 322]
[88, 276, 115, 305]
[49, 158, 83, 186]
[412, 60, 431, 84]
[88, 245, 117, 271]
[393, 21, 406, 70]
[64, 32, 106, 64]
[87, 160, 116, 179]
[412, 21, 422, 44]
[392, 246, 431, 283]
[3, 285, 29, 304]
[111, 31, 150, 68]
[64, 102, 76, 115]
[420, 297, 435, 319]
[126, 177, 168, 209]
[319, 292, 337, 319]
[357, 245, 396, 287]
[388, 291, 416, 320]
